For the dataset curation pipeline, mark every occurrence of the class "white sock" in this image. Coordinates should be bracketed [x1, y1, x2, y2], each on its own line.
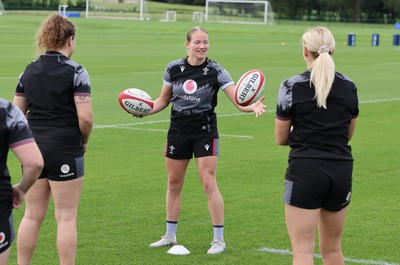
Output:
[213, 225, 224, 242]
[166, 221, 177, 237]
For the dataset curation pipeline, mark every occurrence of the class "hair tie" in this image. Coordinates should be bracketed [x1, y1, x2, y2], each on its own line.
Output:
[318, 45, 330, 54]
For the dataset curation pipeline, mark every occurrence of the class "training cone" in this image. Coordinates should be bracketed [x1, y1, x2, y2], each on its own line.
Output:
[167, 245, 190, 255]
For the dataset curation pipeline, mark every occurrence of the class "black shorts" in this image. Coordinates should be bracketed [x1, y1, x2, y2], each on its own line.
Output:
[37, 143, 84, 181]
[0, 214, 14, 254]
[165, 131, 219, 159]
[283, 158, 353, 211]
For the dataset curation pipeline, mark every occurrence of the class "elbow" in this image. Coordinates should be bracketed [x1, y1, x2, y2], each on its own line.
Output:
[80, 115, 94, 129]
[84, 118, 94, 129]
[274, 132, 289, 146]
[275, 138, 288, 146]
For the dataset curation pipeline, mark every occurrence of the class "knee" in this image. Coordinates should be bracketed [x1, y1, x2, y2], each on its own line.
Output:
[23, 210, 46, 224]
[201, 177, 218, 195]
[320, 242, 344, 264]
[167, 177, 183, 193]
[320, 246, 343, 260]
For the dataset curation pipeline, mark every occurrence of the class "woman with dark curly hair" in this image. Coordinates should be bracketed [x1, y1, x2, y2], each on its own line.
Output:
[13, 13, 93, 265]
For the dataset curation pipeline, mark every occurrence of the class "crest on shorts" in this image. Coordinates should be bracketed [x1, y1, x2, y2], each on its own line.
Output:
[169, 145, 175, 155]
[61, 164, 70, 174]
[0, 232, 5, 244]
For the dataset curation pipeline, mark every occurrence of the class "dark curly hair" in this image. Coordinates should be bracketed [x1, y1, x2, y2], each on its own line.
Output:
[36, 13, 76, 54]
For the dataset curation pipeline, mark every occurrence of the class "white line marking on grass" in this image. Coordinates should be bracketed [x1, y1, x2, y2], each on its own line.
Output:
[129, 71, 163, 75]
[94, 119, 170, 128]
[94, 97, 399, 131]
[258, 247, 400, 265]
[0, 77, 16, 79]
[375, 62, 400, 66]
[360, 98, 400, 104]
[94, 110, 274, 129]
[99, 125, 254, 138]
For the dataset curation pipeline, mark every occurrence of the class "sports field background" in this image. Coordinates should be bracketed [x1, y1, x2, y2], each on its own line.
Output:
[1, 13, 399, 265]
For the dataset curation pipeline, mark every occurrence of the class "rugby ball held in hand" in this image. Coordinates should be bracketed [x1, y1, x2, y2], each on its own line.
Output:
[118, 88, 154, 115]
[234, 70, 265, 106]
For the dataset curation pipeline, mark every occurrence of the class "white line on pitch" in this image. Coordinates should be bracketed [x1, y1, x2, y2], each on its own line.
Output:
[94, 119, 170, 128]
[94, 110, 273, 129]
[110, 126, 253, 138]
[93, 97, 399, 129]
[258, 247, 400, 265]
[375, 62, 400, 66]
[360, 98, 400, 104]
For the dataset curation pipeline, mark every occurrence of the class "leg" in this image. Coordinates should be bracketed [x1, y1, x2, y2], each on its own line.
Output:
[0, 247, 11, 265]
[196, 156, 226, 254]
[195, 156, 223, 226]
[165, 158, 190, 222]
[17, 179, 51, 265]
[49, 177, 83, 265]
[285, 204, 320, 265]
[149, 158, 189, 248]
[318, 207, 347, 265]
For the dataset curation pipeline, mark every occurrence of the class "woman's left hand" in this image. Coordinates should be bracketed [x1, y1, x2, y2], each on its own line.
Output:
[252, 96, 267, 117]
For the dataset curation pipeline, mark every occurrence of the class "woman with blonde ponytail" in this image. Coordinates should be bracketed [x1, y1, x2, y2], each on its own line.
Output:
[274, 26, 359, 265]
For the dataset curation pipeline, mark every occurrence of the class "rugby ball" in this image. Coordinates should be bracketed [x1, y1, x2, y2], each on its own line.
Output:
[234, 70, 265, 106]
[118, 88, 154, 115]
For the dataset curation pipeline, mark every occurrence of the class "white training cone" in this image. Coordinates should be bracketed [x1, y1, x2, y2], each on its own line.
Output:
[167, 245, 190, 255]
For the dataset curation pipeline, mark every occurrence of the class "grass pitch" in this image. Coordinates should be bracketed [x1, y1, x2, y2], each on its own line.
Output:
[1, 14, 399, 265]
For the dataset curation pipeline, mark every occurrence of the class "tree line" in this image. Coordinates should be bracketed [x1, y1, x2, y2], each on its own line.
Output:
[2, 0, 86, 10]
[3, 0, 399, 24]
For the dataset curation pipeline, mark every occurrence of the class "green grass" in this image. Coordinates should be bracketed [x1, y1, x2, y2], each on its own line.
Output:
[1, 14, 399, 265]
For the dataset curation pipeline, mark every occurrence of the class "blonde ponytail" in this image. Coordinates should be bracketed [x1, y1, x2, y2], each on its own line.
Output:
[302, 27, 336, 109]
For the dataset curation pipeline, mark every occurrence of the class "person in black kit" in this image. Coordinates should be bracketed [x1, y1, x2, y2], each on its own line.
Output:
[0, 99, 43, 265]
[145, 26, 266, 254]
[13, 14, 93, 265]
[275, 26, 359, 265]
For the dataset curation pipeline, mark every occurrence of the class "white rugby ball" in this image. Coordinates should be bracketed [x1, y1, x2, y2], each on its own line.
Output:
[118, 88, 154, 115]
[234, 70, 265, 106]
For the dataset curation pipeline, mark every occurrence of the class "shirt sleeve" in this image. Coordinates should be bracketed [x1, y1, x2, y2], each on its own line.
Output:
[15, 72, 26, 97]
[74, 65, 91, 96]
[217, 66, 234, 90]
[7, 102, 35, 148]
[163, 64, 172, 87]
[351, 83, 359, 118]
[276, 79, 293, 120]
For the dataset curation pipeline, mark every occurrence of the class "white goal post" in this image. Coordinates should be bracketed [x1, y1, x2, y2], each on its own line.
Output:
[205, 0, 275, 25]
[0, 0, 5, 15]
[85, 0, 149, 20]
[160, 10, 177, 22]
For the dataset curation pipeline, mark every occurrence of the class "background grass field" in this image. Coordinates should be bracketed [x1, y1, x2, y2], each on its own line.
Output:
[1, 13, 399, 265]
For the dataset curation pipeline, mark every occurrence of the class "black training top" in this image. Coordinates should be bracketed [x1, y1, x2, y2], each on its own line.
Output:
[0, 99, 35, 219]
[163, 57, 234, 133]
[15, 51, 91, 143]
[276, 70, 359, 161]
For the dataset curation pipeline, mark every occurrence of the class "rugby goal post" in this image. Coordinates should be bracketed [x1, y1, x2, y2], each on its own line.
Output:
[85, 0, 150, 20]
[193, 11, 205, 22]
[160, 10, 177, 22]
[59, 4, 68, 17]
[0, 0, 5, 15]
[205, 0, 275, 25]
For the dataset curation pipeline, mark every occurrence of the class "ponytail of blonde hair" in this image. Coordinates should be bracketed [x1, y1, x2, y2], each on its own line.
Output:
[302, 27, 336, 109]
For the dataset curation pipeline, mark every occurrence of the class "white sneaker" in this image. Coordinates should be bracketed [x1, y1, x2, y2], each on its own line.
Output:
[207, 239, 226, 254]
[149, 234, 177, 248]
